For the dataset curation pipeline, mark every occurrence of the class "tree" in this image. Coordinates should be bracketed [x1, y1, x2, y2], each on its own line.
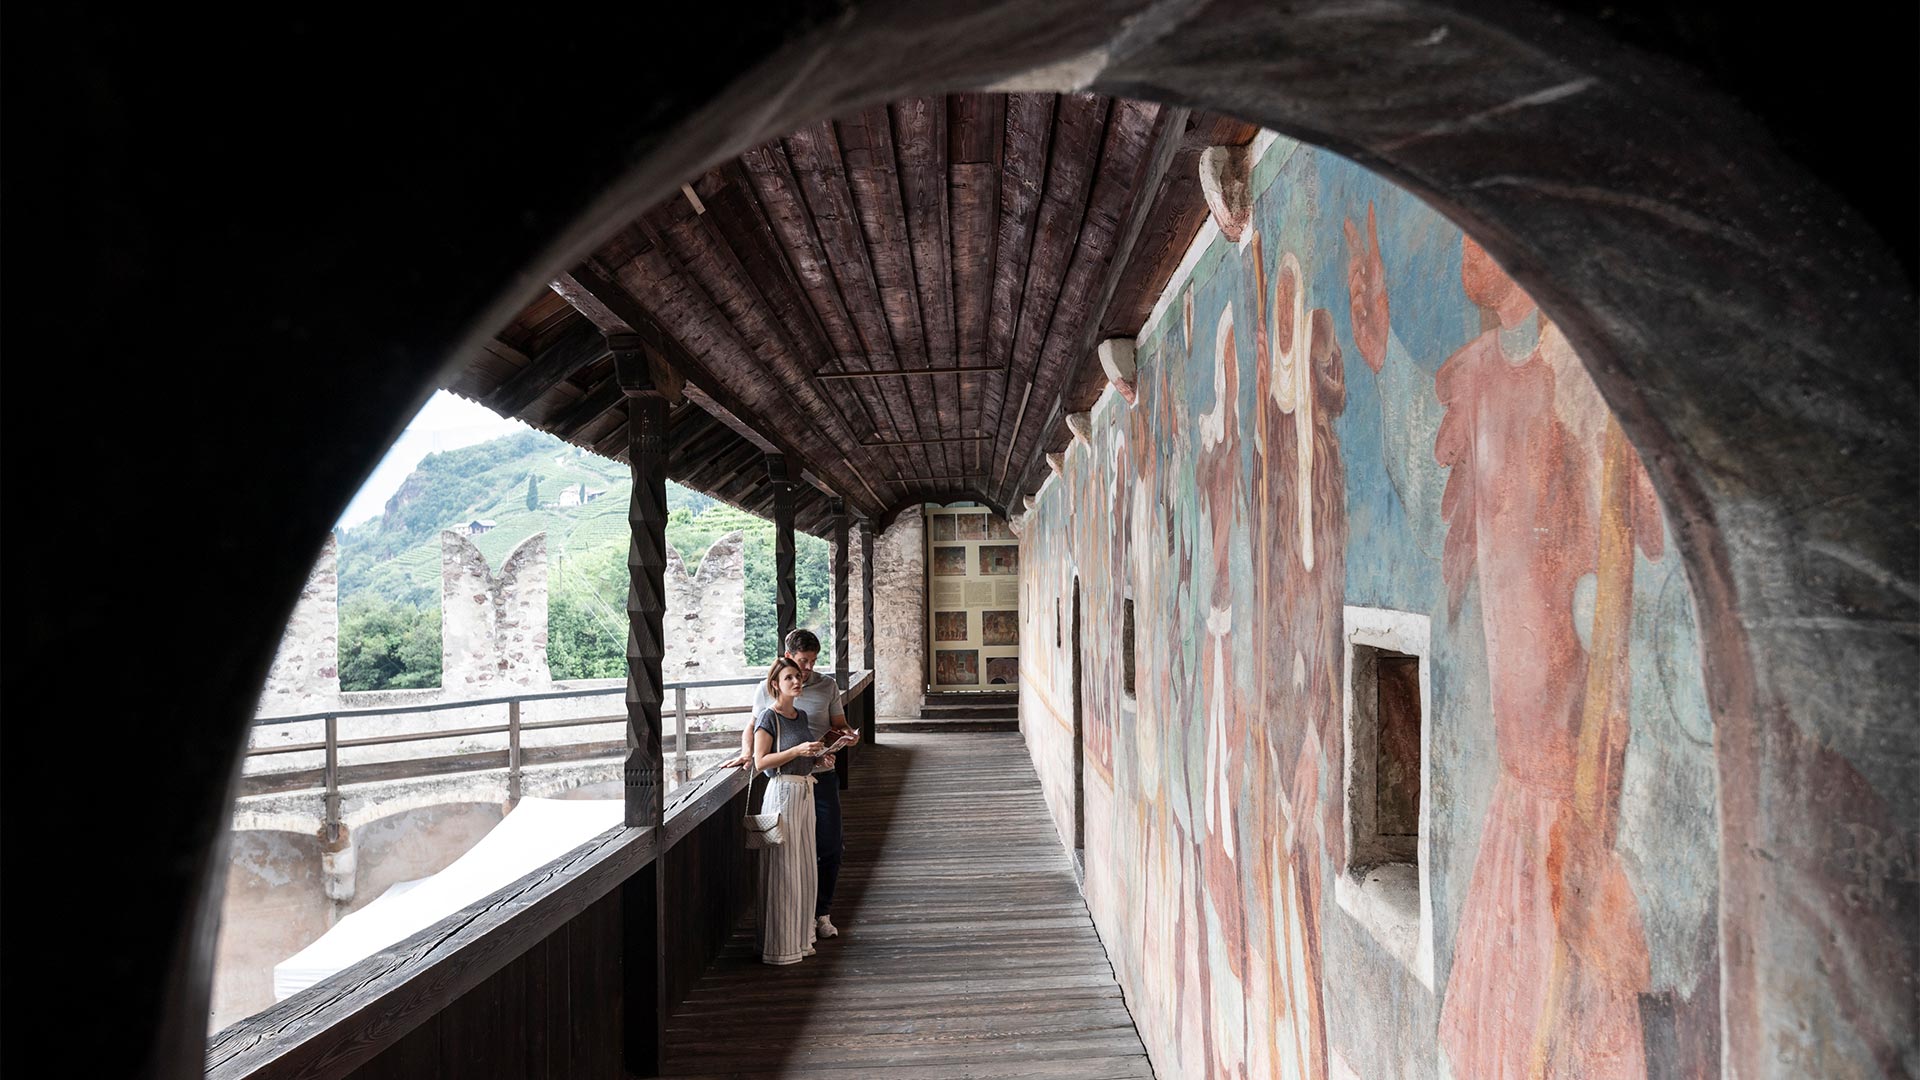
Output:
[337, 596, 442, 690]
[525, 472, 539, 510]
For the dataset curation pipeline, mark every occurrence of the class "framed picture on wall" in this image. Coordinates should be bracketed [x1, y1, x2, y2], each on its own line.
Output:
[979, 545, 1019, 576]
[985, 656, 1018, 685]
[986, 516, 1014, 540]
[982, 610, 1018, 646]
[957, 513, 987, 541]
[934, 611, 968, 641]
[933, 546, 968, 576]
[935, 649, 979, 685]
[930, 515, 956, 541]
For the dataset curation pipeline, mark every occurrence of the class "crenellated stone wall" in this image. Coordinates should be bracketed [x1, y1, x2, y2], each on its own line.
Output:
[259, 535, 340, 714]
[664, 530, 746, 683]
[441, 530, 549, 692]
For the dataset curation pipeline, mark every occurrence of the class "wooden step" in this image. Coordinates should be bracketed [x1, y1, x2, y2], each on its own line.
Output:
[918, 702, 1018, 720]
[923, 690, 1017, 707]
[877, 717, 1020, 734]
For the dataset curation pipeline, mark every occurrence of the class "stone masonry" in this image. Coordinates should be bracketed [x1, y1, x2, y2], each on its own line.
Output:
[873, 508, 924, 720]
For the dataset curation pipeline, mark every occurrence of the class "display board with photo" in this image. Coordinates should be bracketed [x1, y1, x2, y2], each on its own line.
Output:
[923, 505, 1021, 691]
[935, 649, 979, 685]
[934, 611, 968, 641]
[933, 546, 968, 576]
[979, 545, 1019, 576]
[982, 610, 1019, 646]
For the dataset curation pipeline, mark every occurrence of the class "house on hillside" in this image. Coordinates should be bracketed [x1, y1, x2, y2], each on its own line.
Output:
[466, 519, 495, 535]
[556, 484, 607, 508]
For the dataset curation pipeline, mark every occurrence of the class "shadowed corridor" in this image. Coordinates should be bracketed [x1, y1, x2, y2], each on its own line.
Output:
[662, 732, 1152, 1078]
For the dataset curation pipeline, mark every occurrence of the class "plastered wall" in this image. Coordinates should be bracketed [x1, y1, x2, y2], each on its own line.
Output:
[1019, 135, 1720, 1079]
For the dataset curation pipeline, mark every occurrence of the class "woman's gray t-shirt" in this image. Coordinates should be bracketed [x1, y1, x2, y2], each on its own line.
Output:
[754, 707, 815, 778]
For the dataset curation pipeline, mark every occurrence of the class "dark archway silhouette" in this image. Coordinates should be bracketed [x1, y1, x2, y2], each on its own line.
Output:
[5, 4, 1911, 1076]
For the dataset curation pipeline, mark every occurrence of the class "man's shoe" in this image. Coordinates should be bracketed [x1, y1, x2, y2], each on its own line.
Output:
[815, 915, 839, 939]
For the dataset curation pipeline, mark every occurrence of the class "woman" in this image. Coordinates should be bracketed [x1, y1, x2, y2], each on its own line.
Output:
[753, 657, 826, 965]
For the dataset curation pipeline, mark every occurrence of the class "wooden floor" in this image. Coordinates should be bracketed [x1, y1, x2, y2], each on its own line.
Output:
[662, 733, 1153, 1079]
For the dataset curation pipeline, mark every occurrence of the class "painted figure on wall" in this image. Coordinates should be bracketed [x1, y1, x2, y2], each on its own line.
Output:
[1248, 228, 1347, 1079]
[1434, 235, 1662, 1079]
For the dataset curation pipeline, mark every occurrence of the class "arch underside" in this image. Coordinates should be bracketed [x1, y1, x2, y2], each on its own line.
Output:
[5, 2, 1911, 1076]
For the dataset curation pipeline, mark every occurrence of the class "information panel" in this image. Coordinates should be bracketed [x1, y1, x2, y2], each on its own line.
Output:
[925, 505, 1020, 691]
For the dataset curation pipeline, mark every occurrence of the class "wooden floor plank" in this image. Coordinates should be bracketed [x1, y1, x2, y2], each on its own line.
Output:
[662, 733, 1151, 1078]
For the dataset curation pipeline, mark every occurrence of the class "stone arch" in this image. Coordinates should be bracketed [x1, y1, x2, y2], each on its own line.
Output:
[12, 6, 1910, 1075]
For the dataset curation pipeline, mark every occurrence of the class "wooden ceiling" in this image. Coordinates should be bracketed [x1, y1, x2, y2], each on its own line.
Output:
[448, 92, 1256, 533]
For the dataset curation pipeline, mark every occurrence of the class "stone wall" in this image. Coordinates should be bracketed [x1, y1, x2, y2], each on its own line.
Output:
[872, 508, 924, 719]
[224, 526, 753, 1033]
[442, 530, 549, 692]
[259, 535, 339, 715]
[1020, 134, 1722, 1078]
[664, 530, 747, 683]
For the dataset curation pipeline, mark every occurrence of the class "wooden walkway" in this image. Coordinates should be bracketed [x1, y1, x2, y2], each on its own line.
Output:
[663, 733, 1152, 1079]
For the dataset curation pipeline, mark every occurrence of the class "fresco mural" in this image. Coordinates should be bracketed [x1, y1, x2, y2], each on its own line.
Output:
[1017, 134, 1720, 1079]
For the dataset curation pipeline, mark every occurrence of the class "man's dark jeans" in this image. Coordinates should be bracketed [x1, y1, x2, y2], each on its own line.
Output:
[813, 776, 843, 918]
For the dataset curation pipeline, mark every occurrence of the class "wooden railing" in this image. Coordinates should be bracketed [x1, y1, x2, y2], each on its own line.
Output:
[241, 671, 877, 822]
[210, 672, 874, 1079]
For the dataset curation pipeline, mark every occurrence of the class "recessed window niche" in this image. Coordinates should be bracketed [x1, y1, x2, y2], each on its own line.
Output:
[1122, 593, 1136, 701]
[1337, 605, 1435, 988]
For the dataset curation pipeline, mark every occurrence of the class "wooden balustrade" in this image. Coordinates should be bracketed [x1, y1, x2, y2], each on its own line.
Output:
[211, 673, 874, 1079]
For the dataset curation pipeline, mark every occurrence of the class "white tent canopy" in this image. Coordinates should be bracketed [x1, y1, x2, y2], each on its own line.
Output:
[274, 797, 624, 1001]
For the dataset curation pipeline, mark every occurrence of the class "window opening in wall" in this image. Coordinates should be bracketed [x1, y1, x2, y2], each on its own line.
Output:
[1353, 646, 1420, 863]
[1122, 594, 1136, 701]
[1056, 597, 1062, 648]
[1337, 605, 1434, 987]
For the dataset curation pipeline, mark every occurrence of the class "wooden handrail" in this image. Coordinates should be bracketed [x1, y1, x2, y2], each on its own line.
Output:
[207, 763, 749, 1079]
[239, 672, 873, 815]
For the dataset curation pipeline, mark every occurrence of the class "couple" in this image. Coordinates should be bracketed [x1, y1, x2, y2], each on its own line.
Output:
[722, 629, 860, 965]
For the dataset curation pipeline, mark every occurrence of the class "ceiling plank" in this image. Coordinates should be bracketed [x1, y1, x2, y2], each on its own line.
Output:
[891, 97, 963, 480]
[978, 93, 1054, 468]
[991, 93, 1111, 491]
[949, 92, 1005, 445]
[783, 120, 934, 480]
[1001, 101, 1190, 507]
[735, 145, 902, 451]
[815, 364, 1001, 380]
[836, 106, 946, 478]
[648, 175, 878, 484]
[550, 258, 880, 518]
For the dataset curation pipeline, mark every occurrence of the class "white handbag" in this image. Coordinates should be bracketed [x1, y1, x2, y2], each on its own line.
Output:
[745, 810, 783, 848]
[745, 780, 783, 848]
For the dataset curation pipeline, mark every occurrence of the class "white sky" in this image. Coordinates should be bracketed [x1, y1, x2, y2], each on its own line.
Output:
[337, 391, 531, 528]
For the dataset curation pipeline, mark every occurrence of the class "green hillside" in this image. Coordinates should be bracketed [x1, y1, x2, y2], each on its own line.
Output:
[333, 429, 833, 690]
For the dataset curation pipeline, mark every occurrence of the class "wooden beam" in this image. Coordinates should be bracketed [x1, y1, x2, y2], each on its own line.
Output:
[482, 318, 609, 417]
[1000, 102, 1190, 508]
[861, 434, 990, 447]
[739, 141, 923, 481]
[769, 455, 799, 640]
[782, 121, 936, 482]
[860, 519, 876, 673]
[816, 364, 1002, 380]
[832, 499, 850, 688]
[620, 352, 671, 833]
[550, 262, 878, 518]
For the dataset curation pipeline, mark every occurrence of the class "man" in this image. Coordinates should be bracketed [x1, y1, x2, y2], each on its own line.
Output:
[724, 629, 860, 940]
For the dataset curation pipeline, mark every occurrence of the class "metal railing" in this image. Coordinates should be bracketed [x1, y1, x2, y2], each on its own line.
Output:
[244, 676, 779, 828]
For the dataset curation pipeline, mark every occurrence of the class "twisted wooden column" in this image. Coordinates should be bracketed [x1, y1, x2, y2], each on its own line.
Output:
[861, 519, 875, 672]
[617, 337, 669, 831]
[768, 455, 797, 643]
[832, 499, 849, 688]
